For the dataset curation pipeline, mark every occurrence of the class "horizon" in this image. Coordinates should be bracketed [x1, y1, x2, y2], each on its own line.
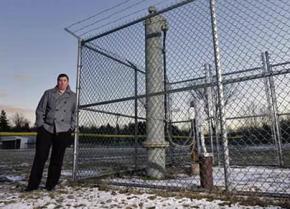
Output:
[0, 0, 173, 126]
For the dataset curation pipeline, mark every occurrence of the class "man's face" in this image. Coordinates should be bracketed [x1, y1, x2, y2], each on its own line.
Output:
[57, 77, 69, 90]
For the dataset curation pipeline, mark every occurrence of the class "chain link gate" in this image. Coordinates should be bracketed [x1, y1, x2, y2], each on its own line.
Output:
[69, 0, 290, 197]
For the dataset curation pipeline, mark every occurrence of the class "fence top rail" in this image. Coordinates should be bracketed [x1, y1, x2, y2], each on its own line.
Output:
[83, 0, 194, 43]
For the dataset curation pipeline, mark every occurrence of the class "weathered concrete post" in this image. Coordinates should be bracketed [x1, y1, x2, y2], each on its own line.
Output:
[143, 6, 169, 179]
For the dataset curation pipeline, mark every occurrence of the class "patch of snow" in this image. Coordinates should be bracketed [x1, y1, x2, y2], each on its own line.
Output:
[108, 166, 290, 195]
[0, 185, 283, 209]
[6, 176, 25, 182]
[61, 170, 72, 177]
[0, 175, 25, 183]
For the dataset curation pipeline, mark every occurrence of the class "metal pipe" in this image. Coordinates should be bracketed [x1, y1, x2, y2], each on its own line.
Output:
[78, 67, 290, 109]
[169, 112, 290, 123]
[84, 44, 145, 74]
[271, 61, 290, 68]
[265, 51, 284, 166]
[73, 39, 83, 181]
[162, 19, 168, 128]
[134, 67, 138, 170]
[262, 52, 278, 162]
[82, 107, 146, 120]
[210, 0, 230, 191]
[204, 64, 215, 163]
[84, 0, 194, 43]
[169, 66, 262, 86]
[64, 27, 81, 40]
[169, 61, 290, 86]
[214, 113, 221, 166]
[162, 19, 174, 167]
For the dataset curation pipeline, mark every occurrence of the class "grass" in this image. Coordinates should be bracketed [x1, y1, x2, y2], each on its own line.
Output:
[1, 141, 290, 208]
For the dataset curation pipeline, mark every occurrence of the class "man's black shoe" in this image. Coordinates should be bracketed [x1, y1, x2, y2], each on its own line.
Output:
[23, 187, 38, 192]
[45, 186, 55, 191]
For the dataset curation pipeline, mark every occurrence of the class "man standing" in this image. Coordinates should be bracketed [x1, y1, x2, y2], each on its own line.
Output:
[25, 73, 77, 191]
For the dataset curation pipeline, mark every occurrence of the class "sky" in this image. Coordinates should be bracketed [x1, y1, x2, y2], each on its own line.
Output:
[0, 0, 131, 126]
[0, 0, 178, 127]
[75, 0, 290, 129]
[1, 0, 289, 129]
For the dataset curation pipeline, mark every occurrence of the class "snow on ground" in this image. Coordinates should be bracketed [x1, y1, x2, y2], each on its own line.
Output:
[0, 179, 286, 209]
[0, 150, 289, 209]
[107, 166, 290, 194]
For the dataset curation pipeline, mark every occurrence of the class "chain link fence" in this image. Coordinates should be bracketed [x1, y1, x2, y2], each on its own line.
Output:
[72, 0, 290, 197]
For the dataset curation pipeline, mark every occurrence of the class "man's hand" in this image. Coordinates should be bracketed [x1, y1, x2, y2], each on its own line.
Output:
[37, 125, 44, 132]
[35, 91, 48, 129]
[68, 128, 75, 134]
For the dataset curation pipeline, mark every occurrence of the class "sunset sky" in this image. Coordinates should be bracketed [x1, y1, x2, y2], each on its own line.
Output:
[0, 0, 152, 126]
[1, 0, 289, 128]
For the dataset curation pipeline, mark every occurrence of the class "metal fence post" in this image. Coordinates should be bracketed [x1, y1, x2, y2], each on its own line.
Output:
[73, 39, 82, 181]
[134, 67, 138, 170]
[209, 0, 231, 191]
[262, 51, 284, 166]
[204, 64, 215, 163]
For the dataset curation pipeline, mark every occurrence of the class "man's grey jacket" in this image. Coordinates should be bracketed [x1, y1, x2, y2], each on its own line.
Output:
[35, 85, 77, 134]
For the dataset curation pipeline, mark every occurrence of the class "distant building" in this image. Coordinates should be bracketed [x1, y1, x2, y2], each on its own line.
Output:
[0, 136, 36, 149]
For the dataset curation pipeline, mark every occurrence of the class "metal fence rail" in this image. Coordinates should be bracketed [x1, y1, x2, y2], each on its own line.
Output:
[70, 0, 290, 197]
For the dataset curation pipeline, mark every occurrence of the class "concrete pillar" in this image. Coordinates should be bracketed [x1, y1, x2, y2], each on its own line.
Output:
[143, 6, 169, 179]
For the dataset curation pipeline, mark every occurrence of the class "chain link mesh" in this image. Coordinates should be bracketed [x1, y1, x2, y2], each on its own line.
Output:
[74, 0, 290, 196]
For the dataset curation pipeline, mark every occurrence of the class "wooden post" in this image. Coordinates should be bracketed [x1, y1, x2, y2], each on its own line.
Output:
[199, 153, 213, 190]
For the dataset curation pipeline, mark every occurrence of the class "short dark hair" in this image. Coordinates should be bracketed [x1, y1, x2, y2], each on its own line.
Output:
[57, 73, 69, 81]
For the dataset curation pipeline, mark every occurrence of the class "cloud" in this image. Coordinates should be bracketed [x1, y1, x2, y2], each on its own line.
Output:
[0, 104, 35, 126]
[0, 105, 33, 113]
[13, 74, 33, 82]
[0, 89, 7, 98]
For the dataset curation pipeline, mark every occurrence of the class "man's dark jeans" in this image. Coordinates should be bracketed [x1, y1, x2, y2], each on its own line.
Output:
[26, 126, 73, 190]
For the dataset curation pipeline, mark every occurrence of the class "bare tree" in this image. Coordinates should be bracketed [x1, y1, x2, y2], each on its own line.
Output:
[11, 112, 30, 130]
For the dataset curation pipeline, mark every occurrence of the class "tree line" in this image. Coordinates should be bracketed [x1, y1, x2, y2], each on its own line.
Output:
[0, 110, 34, 132]
[80, 118, 290, 145]
[1, 108, 289, 145]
